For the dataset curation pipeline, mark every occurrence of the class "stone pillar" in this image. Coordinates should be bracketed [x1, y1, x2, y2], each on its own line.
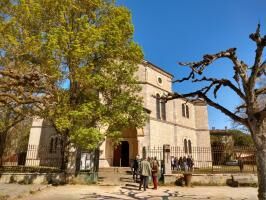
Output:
[25, 118, 44, 166]
[163, 144, 171, 175]
[98, 140, 110, 168]
[66, 145, 78, 175]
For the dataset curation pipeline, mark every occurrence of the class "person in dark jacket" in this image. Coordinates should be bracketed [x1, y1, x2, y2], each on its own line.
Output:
[133, 155, 140, 182]
[187, 155, 194, 171]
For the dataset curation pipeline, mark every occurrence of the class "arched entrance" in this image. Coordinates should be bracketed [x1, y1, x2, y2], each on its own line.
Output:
[113, 141, 129, 167]
[112, 128, 138, 167]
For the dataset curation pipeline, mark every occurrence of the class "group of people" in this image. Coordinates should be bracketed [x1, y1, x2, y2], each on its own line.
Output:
[171, 155, 194, 171]
[132, 155, 159, 191]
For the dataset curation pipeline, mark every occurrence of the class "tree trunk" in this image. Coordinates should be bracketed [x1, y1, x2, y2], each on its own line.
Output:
[0, 132, 7, 166]
[253, 120, 266, 200]
[257, 149, 266, 200]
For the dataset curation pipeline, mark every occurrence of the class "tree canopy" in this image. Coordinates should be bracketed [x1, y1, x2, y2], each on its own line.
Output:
[0, 0, 147, 149]
[230, 130, 253, 147]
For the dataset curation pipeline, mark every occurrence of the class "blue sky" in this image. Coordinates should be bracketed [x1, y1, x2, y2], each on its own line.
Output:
[116, 0, 266, 130]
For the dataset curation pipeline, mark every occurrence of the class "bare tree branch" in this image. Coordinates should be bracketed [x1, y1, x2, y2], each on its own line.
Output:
[165, 91, 248, 125]
[249, 24, 266, 102]
[256, 87, 266, 96]
[173, 71, 194, 83]
[179, 48, 249, 85]
[192, 76, 246, 100]
[234, 104, 247, 115]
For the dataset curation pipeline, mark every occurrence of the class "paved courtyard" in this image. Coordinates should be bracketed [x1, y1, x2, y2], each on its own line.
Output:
[13, 184, 258, 200]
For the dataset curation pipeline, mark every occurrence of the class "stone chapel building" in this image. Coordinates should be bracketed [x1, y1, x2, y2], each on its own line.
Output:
[98, 60, 211, 167]
[26, 60, 211, 169]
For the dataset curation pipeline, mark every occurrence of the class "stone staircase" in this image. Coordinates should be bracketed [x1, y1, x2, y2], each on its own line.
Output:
[97, 167, 138, 186]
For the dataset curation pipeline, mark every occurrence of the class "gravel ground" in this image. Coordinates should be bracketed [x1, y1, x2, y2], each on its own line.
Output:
[15, 184, 258, 200]
[0, 183, 48, 199]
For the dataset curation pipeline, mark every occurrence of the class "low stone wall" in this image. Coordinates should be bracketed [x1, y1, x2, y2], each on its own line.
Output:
[0, 172, 66, 185]
[163, 173, 258, 186]
[68, 172, 98, 184]
[192, 174, 234, 186]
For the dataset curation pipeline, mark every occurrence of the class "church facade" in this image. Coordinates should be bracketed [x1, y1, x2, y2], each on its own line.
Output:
[99, 60, 211, 167]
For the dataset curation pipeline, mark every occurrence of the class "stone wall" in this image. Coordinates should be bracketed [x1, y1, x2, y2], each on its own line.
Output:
[138, 61, 211, 155]
[0, 172, 66, 184]
[163, 173, 258, 186]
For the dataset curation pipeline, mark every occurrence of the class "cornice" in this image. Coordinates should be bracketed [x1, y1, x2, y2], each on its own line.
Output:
[150, 117, 209, 132]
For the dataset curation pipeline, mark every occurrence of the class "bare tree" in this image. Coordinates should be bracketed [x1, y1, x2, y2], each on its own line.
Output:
[166, 25, 266, 200]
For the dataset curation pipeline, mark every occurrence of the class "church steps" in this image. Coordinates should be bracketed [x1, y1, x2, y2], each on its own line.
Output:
[97, 167, 135, 186]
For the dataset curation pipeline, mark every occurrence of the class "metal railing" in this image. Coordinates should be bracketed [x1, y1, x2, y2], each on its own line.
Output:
[0, 145, 63, 172]
[143, 146, 256, 174]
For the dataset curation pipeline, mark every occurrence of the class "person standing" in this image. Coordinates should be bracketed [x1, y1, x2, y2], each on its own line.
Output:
[151, 157, 159, 190]
[183, 156, 188, 171]
[132, 155, 140, 182]
[139, 157, 151, 191]
[238, 158, 244, 173]
[178, 157, 183, 171]
[171, 156, 175, 171]
[187, 155, 194, 171]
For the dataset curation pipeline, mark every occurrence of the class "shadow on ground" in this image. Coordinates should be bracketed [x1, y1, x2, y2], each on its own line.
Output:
[80, 184, 181, 200]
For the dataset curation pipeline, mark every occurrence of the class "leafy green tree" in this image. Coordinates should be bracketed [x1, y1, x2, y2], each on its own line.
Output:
[0, 0, 147, 167]
[229, 130, 253, 147]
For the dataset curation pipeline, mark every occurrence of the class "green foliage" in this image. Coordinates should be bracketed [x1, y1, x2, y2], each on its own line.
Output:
[211, 129, 253, 147]
[229, 130, 254, 147]
[70, 127, 104, 150]
[0, 0, 147, 150]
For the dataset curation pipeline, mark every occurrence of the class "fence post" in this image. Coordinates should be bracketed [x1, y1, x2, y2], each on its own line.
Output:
[142, 146, 146, 160]
[66, 144, 78, 181]
[163, 144, 171, 175]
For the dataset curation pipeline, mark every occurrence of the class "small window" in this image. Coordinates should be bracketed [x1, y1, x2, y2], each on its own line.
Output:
[188, 140, 192, 154]
[161, 100, 166, 120]
[54, 137, 58, 152]
[61, 138, 64, 147]
[182, 104, 186, 117]
[182, 103, 189, 118]
[49, 138, 54, 153]
[186, 105, 189, 118]
[156, 94, 161, 120]
[157, 77, 162, 84]
[184, 139, 188, 154]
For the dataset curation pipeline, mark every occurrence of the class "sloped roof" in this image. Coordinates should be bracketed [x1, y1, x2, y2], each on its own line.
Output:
[142, 60, 174, 78]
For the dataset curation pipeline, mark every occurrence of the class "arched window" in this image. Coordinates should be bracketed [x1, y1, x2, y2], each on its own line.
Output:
[186, 105, 189, 118]
[188, 140, 192, 154]
[61, 138, 64, 147]
[184, 139, 188, 154]
[182, 104, 186, 117]
[161, 100, 166, 120]
[156, 94, 161, 120]
[54, 137, 58, 152]
[49, 138, 54, 153]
